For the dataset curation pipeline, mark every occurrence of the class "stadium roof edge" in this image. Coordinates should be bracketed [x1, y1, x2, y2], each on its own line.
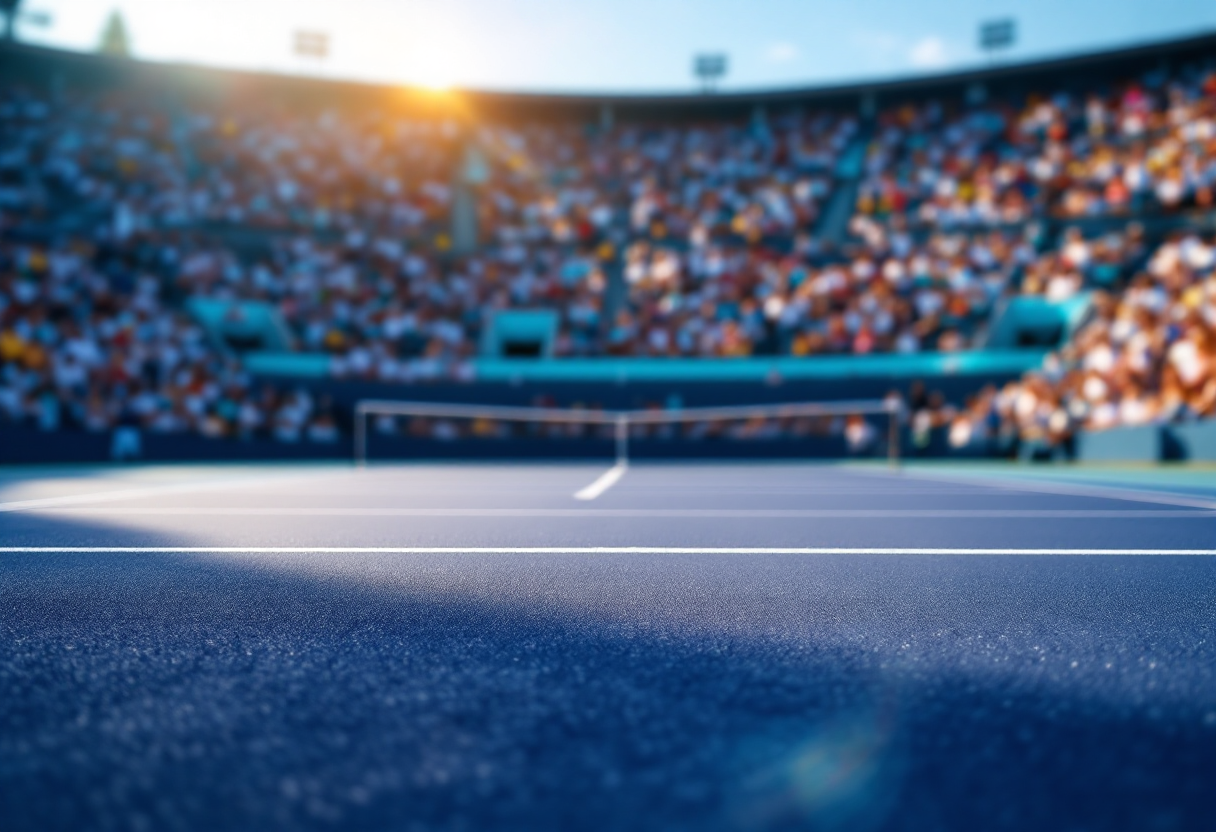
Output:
[467, 29, 1216, 105]
[2, 29, 1215, 118]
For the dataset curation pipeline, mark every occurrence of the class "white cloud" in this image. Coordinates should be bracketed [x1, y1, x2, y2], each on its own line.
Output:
[908, 36, 948, 67]
[765, 42, 799, 63]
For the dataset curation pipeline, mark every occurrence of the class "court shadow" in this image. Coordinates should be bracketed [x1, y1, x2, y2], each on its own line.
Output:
[1, 516, 1215, 832]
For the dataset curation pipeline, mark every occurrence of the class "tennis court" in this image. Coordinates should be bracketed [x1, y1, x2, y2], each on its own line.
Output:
[3, 460, 1216, 830]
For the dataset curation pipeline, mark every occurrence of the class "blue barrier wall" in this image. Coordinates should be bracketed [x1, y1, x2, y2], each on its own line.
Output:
[1074, 425, 1160, 462]
[189, 299, 295, 353]
[245, 352, 331, 377]
[480, 310, 560, 358]
[0, 426, 350, 465]
[473, 351, 1049, 382]
[984, 295, 1093, 349]
[1073, 421, 1216, 463]
[243, 350, 1050, 382]
[1165, 421, 1216, 462]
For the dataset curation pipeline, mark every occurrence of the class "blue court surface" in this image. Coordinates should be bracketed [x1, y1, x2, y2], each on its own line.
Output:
[2, 462, 1215, 831]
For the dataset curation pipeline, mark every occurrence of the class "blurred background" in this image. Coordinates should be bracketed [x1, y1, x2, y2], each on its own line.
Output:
[0, 0, 1215, 464]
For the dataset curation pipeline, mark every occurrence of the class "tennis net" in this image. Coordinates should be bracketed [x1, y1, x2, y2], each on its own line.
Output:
[353, 398, 904, 467]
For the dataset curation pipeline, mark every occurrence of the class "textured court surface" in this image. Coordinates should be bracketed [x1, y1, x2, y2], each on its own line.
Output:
[2, 462, 1216, 831]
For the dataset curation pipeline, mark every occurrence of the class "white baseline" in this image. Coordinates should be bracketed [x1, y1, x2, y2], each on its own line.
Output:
[1, 547, 1214, 555]
[25, 507, 1216, 519]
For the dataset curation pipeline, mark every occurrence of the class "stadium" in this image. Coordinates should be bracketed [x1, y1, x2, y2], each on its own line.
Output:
[1, 2, 1215, 830]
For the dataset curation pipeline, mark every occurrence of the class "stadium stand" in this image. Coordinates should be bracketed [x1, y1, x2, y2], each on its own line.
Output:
[0, 34, 1214, 462]
[853, 64, 1216, 227]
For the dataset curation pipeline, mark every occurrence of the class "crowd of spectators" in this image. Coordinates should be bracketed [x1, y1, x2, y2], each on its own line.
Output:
[0, 85, 857, 366]
[1, 58, 1215, 453]
[200, 232, 611, 376]
[0, 84, 853, 242]
[477, 113, 852, 247]
[854, 64, 1216, 228]
[904, 227, 1216, 456]
[0, 88, 463, 236]
[1015, 224, 1148, 299]
[610, 223, 1033, 357]
[0, 233, 340, 442]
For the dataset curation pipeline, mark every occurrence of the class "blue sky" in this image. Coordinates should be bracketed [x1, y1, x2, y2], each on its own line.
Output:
[14, 0, 1216, 92]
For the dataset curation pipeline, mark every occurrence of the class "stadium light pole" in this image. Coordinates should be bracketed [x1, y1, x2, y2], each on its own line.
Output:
[979, 19, 1016, 65]
[293, 29, 330, 76]
[693, 53, 728, 94]
[0, 1, 52, 42]
[0, 0, 18, 41]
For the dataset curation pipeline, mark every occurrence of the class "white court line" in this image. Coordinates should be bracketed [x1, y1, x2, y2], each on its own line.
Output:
[0, 472, 351, 513]
[574, 463, 627, 501]
[1, 547, 1214, 555]
[27, 507, 1216, 519]
[862, 468, 1216, 510]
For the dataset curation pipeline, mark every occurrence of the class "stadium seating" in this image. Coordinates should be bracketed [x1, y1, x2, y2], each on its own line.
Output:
[0, 39, 1213, 459]
[854, 66, 1216, 227]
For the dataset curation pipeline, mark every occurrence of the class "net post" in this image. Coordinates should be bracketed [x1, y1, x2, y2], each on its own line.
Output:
[615, 414, 629, 467]
[887, 401, 902, 470]
[354, 402, 367, 468]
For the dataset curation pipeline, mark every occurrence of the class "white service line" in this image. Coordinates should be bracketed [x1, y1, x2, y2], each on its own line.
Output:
[574, 463, 627, 501]
[1, 547, 1214, 555]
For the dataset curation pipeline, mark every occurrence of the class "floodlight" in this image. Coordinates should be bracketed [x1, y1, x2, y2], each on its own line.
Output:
[693, 53, 728, 93]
